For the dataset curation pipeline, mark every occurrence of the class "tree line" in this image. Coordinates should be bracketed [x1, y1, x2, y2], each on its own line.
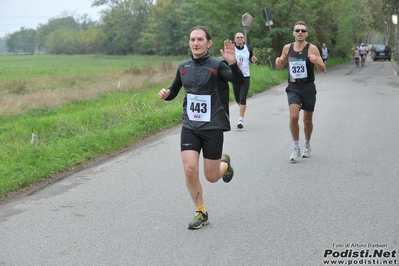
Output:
[3, 0, 398, 59]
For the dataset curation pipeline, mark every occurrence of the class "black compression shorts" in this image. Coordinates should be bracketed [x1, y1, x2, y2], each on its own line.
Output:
[180, 127, 224, 160]
[232, 77, 250, 105]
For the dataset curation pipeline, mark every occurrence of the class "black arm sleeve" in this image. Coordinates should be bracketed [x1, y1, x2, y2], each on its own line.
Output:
[165, 68, 182, 101]
[248, 46, 254, 63]
[219, 61, 244, 85]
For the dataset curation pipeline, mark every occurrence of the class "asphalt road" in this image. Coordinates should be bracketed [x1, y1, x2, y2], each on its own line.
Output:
[1, 58, 399, 266]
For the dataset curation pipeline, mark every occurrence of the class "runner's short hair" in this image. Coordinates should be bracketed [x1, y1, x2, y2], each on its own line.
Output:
[294, 21, 307, 29]
[190, 26, 212, 41]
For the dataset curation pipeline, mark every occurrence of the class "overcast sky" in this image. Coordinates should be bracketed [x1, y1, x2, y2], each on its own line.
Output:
[0, 0, 104, 38]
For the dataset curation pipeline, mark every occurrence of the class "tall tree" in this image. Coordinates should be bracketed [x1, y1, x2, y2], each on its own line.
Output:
[93, 0, 152, 54]
[45, 29, 82, 54]
[5, 32, 21, 53]
[137, 0, 186, 55]
[4, 28, 39, 54]
[80, 26, 105, 54]
[37, 16, 81, 52]
[19, 28, 38, 54]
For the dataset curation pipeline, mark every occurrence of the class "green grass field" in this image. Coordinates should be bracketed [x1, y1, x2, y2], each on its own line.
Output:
[0, 54, 349, 197]
[0, 54, 183, 82]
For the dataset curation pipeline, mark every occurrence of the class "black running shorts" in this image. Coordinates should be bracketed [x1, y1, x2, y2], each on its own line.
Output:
[180, 127, 224, 160]
[285, 82, 317, 112]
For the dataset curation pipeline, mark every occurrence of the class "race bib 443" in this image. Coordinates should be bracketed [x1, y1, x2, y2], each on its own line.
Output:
[187, 93, 211, 122]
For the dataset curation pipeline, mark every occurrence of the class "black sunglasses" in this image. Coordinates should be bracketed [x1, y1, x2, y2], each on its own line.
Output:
[294, 29, 307, 33]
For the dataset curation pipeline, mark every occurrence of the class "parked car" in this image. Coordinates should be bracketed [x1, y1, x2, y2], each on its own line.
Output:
[372, 45, 391, 61]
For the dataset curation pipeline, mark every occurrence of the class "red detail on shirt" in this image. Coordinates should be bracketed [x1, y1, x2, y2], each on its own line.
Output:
[208, 68, 218, 76]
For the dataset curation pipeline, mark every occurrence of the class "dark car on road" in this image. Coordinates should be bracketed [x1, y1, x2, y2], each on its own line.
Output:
[372, 45, 391, 61]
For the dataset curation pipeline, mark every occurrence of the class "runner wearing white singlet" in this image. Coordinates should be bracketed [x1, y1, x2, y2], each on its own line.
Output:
[359, 43, 367, 66]
[354, 47, 360, 67]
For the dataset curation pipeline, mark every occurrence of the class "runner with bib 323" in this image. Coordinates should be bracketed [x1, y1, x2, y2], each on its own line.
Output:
[275, 21, 326, 162]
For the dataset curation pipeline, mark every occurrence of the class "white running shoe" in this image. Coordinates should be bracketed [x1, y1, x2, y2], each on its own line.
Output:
[302, 145, 311, 158]
[289, 148, 301, 162]
[237, 121, 243, 129]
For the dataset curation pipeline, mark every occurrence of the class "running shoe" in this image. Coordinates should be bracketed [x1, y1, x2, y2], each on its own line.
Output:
[237, 121, 243, 129]
[221, 153, 234, 183]
[301, 145, 311, 158]
[188, 211, 209, 229]
[289, 148, 301, 162]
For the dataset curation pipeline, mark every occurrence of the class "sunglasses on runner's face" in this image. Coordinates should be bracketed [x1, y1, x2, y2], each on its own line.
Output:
[294, 29, 307, 33]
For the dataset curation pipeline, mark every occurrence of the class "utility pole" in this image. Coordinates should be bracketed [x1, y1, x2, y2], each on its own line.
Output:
[385, 21, 390, 45]
[387, 4, 398, 56]
[262, 8, 273, 38]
